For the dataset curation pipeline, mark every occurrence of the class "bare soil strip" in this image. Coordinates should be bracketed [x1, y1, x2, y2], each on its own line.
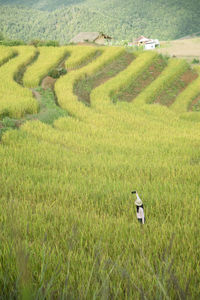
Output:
[31, 89, 41, 101]
[155, 69, 198, 107]
[74, 52, 134, 105]
[112, 56, 167, 103]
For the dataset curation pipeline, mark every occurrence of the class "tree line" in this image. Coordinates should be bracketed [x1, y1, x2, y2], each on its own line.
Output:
[0, 0, 199, 44]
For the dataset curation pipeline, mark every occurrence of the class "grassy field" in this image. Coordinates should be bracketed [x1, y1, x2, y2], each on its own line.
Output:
[0, 45, 200, 299]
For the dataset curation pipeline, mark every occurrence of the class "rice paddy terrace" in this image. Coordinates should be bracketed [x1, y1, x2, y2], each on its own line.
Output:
[0, 45, 200, 299]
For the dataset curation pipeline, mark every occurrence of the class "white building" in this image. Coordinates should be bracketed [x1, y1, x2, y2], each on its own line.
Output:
[135, 35, 160, 50]
[144, 42, 156, 50]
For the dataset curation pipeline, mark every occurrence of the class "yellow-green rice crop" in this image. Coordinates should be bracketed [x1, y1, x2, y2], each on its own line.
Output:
[23, 46, 69, 87]
[179, 111, 200, 122]
[65, 45, 99, 69]
[0, 46, 200, 299]
[0, 45, 16, 66]
[91, 51, 157, 111]
[55, 46, 125, 120]
[0, 46, 38, 119]
[0, 101, 200, 299]
[133, 58, 189, 106]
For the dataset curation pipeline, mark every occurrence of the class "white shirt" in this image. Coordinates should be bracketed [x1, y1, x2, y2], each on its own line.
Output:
[137, 207, 145, 224]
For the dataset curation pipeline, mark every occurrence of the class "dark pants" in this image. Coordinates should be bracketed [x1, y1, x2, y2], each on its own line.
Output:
[138, 218, 145, 224]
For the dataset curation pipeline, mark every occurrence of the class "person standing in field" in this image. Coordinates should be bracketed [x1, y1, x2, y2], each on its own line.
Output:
[132, 191, 145, 224]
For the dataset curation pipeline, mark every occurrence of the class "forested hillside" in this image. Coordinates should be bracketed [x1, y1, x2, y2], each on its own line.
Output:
[0, 0, 200, 43]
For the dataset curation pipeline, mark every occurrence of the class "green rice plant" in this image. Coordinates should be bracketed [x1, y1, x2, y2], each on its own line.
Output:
[55, 46, 125, 119]
[0, 45, 16, 66]
[0, 46, 39, 119]
[47, 67, 67, 79]
[192, 58, 200, 64]
[23, 46, 69, 88]
[90, 51, 157, 111]
[133, 58, 189, 106]
[2, 116, 16, 128]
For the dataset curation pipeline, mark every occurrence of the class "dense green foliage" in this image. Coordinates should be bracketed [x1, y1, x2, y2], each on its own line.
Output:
[0, 0, 200, 43]
[0, 0, 82, 10]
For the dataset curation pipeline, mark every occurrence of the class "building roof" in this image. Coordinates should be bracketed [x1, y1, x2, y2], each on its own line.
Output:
[135, 35, 151, 43]
[70, 32, 112, 44]
[145, 41, 156, 44]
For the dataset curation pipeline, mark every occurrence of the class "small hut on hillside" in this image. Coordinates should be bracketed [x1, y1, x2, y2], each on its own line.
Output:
[135, 35, 152, 46]
[133, 36, 160, 50]
[69, 32, 112, 45]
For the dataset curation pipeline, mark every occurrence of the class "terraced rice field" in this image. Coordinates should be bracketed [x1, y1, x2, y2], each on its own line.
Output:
[0, 45, 200, 299]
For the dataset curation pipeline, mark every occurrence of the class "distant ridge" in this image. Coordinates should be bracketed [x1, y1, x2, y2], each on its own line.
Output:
[178, 32, 200, 40]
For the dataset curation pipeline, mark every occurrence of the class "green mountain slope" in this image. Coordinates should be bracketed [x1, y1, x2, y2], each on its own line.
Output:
[0, 0, 200, 43]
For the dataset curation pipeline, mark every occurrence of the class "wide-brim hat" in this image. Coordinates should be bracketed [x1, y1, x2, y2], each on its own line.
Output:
[135, 199, 143, 206]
